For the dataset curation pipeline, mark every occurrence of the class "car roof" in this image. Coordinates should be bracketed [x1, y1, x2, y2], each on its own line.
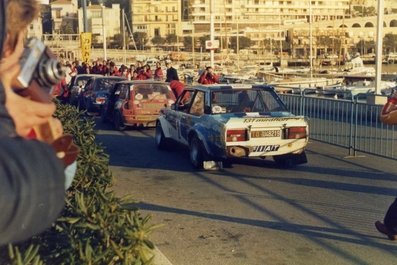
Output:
[95, 76, 127, 80]
[115, 80, 169, 85]
[190, 84, 275, 91]
[76, 74, 102, 77]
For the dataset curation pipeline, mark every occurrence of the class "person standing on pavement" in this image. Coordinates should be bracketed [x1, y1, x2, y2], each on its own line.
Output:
[165, 61, 179, 82]
[375, 90, 397, 240]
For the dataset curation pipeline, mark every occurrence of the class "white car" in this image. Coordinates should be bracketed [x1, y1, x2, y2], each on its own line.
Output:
[155, 84, 309, 169]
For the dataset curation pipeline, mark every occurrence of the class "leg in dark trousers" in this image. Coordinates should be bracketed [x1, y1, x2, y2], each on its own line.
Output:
[375, 197, 397, 240]
[384, 198, 397, 232]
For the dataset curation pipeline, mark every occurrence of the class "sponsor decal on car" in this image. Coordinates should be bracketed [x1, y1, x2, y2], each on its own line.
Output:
[252, 145, 280, 152]
[243, 117, 303, 123]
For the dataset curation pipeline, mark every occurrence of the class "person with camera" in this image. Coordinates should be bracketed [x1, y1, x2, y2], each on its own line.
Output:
[0, 0, 71, 245]
[375, 89, 397, 240]
[198, 66, 219, 84]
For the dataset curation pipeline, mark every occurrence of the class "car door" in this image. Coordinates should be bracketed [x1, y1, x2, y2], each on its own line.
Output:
[178, 90, 206, 145]
[114, 84, 129, 115]
[165, 89, 192, 142]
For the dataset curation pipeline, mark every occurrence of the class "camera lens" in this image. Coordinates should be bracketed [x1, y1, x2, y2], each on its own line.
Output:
[37, 58, 65, 87]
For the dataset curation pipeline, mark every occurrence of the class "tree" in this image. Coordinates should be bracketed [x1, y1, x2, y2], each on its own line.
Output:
[166, 33, 177, 44]
[198, 35, 210, 49]
[111, 33, 126, 49]
[60, 21, 75, 34]
[151, 35, 166, 46]
[133, 32, 147, 50]
[183, 36, 193, 52]
[229, 36, 252, 51]
[355, 39, 375, 55]
[383, 33, 397, 54]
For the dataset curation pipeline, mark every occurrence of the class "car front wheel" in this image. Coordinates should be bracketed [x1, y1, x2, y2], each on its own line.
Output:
[155, 122, 169, 150]
[189, 136, 205, 169]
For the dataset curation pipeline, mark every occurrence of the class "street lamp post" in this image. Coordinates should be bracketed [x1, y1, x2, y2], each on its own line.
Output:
[100, 1, 107, 61]
[81, 0, 88, 32]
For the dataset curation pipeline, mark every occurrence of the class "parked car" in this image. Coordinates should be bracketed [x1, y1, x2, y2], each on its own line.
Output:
[79, 76, 126, 113]
[101, 80, 176, 130]
[155, 84, 309, 169]
[68, 74, 102, 106]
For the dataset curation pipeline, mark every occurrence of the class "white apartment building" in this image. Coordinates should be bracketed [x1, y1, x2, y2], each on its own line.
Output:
[50, 0, 78, 34]
[130, 0, 182, 41]
[77, 4, 121, 43]
[180, 0, 351, 52]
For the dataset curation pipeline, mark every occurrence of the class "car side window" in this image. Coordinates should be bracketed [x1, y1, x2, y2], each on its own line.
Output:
[189, 91, 205, 116]
[119, 85, 129, 100]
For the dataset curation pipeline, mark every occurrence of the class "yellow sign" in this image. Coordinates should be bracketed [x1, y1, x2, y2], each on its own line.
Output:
[80, 32, 92, 63]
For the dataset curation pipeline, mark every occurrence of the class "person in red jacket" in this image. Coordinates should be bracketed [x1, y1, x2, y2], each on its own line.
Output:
[154, 62, 164, 81]
[198, 66, 219, 84]
[169, 80, 185, 98]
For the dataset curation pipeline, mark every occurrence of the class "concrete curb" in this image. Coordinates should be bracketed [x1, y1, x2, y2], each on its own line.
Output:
[152, 247, 173, 265]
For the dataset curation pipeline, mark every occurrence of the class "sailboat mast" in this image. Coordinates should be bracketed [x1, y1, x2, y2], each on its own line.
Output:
[375, 0, 384, 95]
[210, 0, 215, 68]
[309, 0, 313, 79]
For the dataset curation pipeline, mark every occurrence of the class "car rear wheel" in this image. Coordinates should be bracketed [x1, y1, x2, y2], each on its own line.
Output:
[155, 122, 169, 150]
[273, 152, 307, 168]
[114, 113, 126, 131]
[189, 136, 205, 169]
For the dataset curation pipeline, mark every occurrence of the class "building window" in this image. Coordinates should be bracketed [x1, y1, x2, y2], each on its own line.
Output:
[154, 28, 160, 36]
[91, 11, 101, 18]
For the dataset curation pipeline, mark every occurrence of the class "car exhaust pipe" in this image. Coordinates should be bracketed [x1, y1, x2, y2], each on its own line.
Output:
[228, 146, 247, 157]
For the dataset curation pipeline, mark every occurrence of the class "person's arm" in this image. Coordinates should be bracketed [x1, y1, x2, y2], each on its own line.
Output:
[0, 137, 65, 245]
[198, 71, 207, 84]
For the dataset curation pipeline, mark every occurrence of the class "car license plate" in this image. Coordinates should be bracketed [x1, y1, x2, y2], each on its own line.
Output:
[96, 97, 105, 104]
[251, 130, 280, 138]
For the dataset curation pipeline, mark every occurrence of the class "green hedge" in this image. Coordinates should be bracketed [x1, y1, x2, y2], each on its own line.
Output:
[1, 104, 157, 265]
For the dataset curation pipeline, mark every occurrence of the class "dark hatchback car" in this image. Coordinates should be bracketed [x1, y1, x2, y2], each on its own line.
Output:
[101, 80, 176, 130]
[68, 74, 102, 106]
[79, 76, 126, 113]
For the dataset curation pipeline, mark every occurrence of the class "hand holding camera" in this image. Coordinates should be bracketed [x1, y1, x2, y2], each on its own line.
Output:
[2, 34, 79, 166]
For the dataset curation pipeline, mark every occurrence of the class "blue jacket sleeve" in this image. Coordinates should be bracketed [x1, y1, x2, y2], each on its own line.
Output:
[0, 82, 65, 245]
[0, 138, 65, 245]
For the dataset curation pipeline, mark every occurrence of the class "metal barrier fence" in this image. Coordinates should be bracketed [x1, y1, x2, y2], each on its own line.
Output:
[279, 90, 396, 160]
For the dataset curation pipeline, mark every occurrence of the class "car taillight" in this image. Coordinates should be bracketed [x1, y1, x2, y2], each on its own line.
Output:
[226, 129, 247, 142]
[286, 127, 307, 139]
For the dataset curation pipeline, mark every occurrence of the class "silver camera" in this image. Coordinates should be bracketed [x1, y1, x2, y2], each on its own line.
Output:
[16, 37, 65, 93]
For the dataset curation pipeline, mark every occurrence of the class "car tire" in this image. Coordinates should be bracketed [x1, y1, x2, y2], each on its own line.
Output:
[273, 152, 307, 168]
[273, 155, 294, 168]
[114, 113, 126, 131]
[155, 122, 169, 150]
[189, 136, 205, 169]
[100, 107, 108, 123]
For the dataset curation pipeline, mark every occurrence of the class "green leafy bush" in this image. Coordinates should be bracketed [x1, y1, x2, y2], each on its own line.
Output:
[1, 104, 157, 265]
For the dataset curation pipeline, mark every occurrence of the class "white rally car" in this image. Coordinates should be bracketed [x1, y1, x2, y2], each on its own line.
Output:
[155, 84, 309, 169]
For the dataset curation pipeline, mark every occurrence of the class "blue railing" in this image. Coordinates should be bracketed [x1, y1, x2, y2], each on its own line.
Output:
[279, 90, 396, 160]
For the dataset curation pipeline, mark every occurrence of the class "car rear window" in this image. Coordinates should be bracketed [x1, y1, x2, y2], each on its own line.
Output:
[211, 89, 287, 114]
[134, 84, 172, 99]
[94, 78, 123, 91]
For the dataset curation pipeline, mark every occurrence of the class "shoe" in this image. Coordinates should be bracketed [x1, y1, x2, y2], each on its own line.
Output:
[375, 221, 397, 240]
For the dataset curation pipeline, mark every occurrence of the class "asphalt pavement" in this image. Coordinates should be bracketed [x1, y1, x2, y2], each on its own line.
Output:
[95, 124, 397, 265]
